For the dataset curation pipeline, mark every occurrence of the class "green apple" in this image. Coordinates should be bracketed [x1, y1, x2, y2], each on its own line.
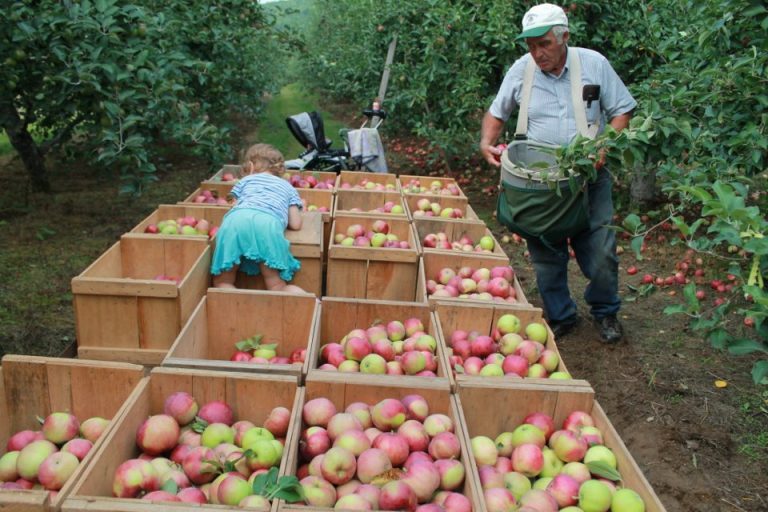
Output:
[549, 371, 572, 380]
[579, 480, 613, 512]
[240, 426, 275, 449]
[371, 233, 387, 247]
[245, 439, 281, 470]
[497, 314, 521, 335]
[201, 423, 235, 448]
[525, 322, 549, 343]
[479, 363, 503, 376]
[360, 353, 387, 374]
[611, 488, 645, 512]
[479, 235, 495, 251]
[391, 205, 405, 214]
[584, 445, 617, 469]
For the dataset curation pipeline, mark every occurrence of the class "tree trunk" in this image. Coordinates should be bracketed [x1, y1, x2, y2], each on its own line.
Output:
[630, 164, 656, 207]
[0, 99, 50, 193]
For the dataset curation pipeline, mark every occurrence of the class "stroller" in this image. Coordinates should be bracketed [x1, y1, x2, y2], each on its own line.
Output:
[284, 104, 389, 173]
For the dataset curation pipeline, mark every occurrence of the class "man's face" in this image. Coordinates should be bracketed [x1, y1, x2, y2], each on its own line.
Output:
[525, 30, 569, 74]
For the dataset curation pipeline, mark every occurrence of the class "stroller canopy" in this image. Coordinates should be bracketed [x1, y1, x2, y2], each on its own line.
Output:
[286, 111, 332, 153]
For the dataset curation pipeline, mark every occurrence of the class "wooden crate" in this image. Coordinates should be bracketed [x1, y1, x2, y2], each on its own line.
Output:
[283, 170, 338, 192]
[333, 189, 407, 219]
[163, 289, 319, 381]
[127, 204, 229, 242]
[456, 383, 667, 512]
[337, 170, 399, 192]
[433, 302, 589, 389]
[71, 236, 211, 365]
[398, 174, 466, 198]
[0, 355, 144, 512]
[277, 372, 481, 512]
[306, 297, 452, 387]
[298, 189, 334, 264]
[327, 215, 420, 301]
[419, 252, 528, 309]
[203, 164, 243, 184]
[63, 367, 301, 512]
[403, 194, 480, 223]
[235, 211, 324, 296]
[179, 183, 234, 206]
[413, 218, 508, 260]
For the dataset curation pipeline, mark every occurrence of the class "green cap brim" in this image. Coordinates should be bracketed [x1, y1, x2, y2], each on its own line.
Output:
[515, 24, 555, 40]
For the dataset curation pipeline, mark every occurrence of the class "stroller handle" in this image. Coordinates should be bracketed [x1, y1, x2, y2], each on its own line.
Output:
[363, 108, 387, 119]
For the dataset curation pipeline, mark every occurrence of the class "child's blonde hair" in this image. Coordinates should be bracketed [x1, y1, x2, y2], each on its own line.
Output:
[242, 143, 285, 176]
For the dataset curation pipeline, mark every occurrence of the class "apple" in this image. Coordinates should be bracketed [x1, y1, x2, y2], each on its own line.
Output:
[496, 314, 521, 335]
[198, 400, 234, 426]
[320, 446, 357, 485]
[360, 353, 387, 374]
[16, 439, 58, 481]
[356, 447, 393, 484]
[578, 479, 613, 512]
[510, 443, 543, 477]
[611, 488, 646, 512]
[113, 458, 158, 498]
[423, 414, 453, 437]
[479, 236, 495, 251]
[470, 436, 498, 466]
[42, 412, 80, 444]
[61, 438, 93, 461]
[584, 444, 618, 469]
[136, 415, 180, 455]
[263, 406, 291, 438]
[371, 398, 407, 431]
[303, 397, 337, 427]
[300, 475, 337, 506]
[379, 480, 417, 511]
[372, 432, 410, 466]
[524, 322, 549, 343]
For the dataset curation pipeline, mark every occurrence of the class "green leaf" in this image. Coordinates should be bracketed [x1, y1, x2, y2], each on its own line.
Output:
[727, 339, 768, 356]
[630, 236, 644, 260]
[622, 213, 642, 233]
[751, 360, 768, 385]
[252, 467, 278, 496]
[663, 304, 688, 315]
[586, 461, 622, 481]
[707, 329, 730, 350]
[272, 487, 305, 503]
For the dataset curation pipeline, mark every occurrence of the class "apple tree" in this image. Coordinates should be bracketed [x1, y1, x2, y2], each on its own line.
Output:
[0, 0, 289, 194]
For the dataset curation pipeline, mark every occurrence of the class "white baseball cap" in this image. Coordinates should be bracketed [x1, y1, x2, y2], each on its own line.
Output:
[516, 3, 569, 40]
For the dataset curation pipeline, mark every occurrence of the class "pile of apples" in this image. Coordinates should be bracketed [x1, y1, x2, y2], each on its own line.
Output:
[297, 395, 473, 511]
[191, 189, 231, 205]
[302, 201, 331, 213]
[219, 172, 238, 182]
[402, 179, 462, 197]
[469, 410, 646, 512]
[422, 232, 496, 253]
[342, 202, 406, 215]
[111, 392, 293, 508]
[284, 173, 336, 190]
[427, 265, 518, 303]
[317, 318, 440, 376]
[230, 334, 307, 365]
[144, 216, 218, 238]
[411, 198, 465, 219]
[445, 314, 569, 380]
[0, 412, 110, 494]
[334, 221, 411, 249]
[339, 179, 396, 192]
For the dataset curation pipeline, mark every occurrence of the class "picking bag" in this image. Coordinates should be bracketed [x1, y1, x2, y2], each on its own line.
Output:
[496, 141, 590, 250]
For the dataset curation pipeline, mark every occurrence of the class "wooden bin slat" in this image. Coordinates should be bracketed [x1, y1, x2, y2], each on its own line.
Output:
[163, 289, 319, 381]
[455, 384, 666, 512]
[0, 355, 144, 512]
[433, 302, 589, 389]
[64, 367, 301, 512]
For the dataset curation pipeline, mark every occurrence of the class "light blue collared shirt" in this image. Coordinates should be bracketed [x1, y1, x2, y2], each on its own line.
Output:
[489, 47, 637, 146]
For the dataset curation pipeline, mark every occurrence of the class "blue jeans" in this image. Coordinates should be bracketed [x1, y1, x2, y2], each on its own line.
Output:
[526, 169, 620, 323]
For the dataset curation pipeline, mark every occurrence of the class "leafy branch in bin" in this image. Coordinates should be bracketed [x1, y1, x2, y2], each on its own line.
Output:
[251, 467, 305, 502]
[235, 333, 276, 353]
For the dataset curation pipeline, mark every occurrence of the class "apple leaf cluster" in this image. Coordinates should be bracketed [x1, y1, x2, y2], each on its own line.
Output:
[250, 466, 305, 502]
[0, 0, 291, 193]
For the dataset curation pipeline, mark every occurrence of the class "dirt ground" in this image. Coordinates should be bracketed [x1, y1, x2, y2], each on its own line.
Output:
[0, 127, 766, 511]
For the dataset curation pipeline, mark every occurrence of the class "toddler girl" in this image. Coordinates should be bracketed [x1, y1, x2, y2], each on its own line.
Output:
[211, 144, 306, 293]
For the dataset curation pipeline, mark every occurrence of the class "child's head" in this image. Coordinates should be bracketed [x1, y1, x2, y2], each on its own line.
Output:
[242, 144, 285, 176]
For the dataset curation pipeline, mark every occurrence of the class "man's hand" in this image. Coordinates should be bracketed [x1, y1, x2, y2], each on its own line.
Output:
[481, 143, 507, 168]
[594, 147, 607, 170]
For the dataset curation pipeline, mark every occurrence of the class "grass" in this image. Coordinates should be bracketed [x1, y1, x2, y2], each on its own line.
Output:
[250, 83, 349, 159]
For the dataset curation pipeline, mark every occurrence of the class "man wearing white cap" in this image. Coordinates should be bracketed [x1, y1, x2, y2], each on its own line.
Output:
[480, 3, 637, 343]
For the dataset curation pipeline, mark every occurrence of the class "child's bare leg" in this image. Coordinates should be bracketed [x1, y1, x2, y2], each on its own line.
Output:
[261, 265, 308, 294]
[213, 268, 238, 289]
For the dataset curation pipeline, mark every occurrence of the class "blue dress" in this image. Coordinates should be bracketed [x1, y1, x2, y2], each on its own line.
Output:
[210, 174, 302, 281]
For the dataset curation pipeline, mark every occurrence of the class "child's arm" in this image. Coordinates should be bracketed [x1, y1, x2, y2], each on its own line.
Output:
[287, 205, 302, 231]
